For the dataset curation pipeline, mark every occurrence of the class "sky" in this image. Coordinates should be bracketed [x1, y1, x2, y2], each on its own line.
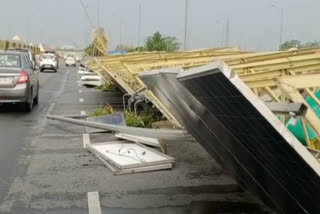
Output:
[0, 0, 319, 51]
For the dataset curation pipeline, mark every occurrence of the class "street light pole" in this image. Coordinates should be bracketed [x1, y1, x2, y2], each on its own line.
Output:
[271, 4, 284, 46]
[25, 16, 29, 43]
[225, 16, 230, 47]
[138, 3, 141, 47]
[184, 0, 189, 51]
[97, 0, 100, 27]
[112, 14, 123, 46]
[120, 20, 122, 45]
[280, 8, 284, 46]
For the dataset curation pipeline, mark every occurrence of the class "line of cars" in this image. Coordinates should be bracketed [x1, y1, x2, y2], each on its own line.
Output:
[0, 49, 82, 112]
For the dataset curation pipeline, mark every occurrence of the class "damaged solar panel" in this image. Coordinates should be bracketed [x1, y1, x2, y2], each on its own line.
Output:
[86, 112, 126, 133]
[139, 63, 320, 214]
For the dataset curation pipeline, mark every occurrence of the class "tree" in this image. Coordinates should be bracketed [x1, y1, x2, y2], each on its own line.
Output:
[279, 40, 301, 50]
[301, 41, 320, 49]
[84, 44, 104, 56]
[279, 40, 320, 50]
[85, 44, 94, 56]
[164, 36, 181, 52]
[145, 32, 181, 52]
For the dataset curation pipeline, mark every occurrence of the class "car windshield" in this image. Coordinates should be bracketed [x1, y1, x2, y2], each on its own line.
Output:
[0, 54, 21, 68]
[43, 55, 54, 59]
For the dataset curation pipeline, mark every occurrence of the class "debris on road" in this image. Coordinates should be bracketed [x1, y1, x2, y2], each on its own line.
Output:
[48, 46, 320, 213]
[47, 114, 190, 140]
[87, 141, 174, 175]
[115, 133, 161, 148]
[176, 62, 320, 214]
[86, 112, 126, 133]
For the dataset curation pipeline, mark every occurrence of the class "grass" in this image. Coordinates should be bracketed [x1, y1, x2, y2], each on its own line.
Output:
[95, 82, 120, 92]
[124, 112, 145, 127]
[125, 105, 163, 128]
[89, 104, 163, 128]
[89, 104, 114, 117]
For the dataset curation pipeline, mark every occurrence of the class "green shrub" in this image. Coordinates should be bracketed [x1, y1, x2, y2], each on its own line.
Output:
[90, 104, 163, 128]
[95, 82, 120, 92]
[124, 106, 163, 128]
[90, 105, 114, 117]
[124, 112, 144, 127]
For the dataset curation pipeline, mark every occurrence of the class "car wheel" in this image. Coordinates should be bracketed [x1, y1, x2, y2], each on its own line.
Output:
[66, 64, 68, 67]
[22, 99, 33, 112]
[34, 85, 39, 105]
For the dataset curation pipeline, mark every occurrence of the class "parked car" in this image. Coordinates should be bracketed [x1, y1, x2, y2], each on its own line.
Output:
[78, 65, 92, 75]
[81, 74, 103, 87]
[0, 51, 39, 112]
[66, 54, 76, 67]
[40, 54, 58, 72]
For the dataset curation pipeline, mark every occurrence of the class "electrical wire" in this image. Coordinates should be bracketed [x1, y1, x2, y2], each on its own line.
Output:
[79, 0, 95, 28]
[106, 144, 147, 163]
[106, 149, 146, 163]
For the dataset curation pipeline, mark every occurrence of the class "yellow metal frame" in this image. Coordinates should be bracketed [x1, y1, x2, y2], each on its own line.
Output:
[85, 48, 320, 150]
[0, 40, 40, 55]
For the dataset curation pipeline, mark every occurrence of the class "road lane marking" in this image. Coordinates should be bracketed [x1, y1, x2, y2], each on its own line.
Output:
[46, 103, 56, 116]
[83, 133, 91, 148]
[80, 98, 84, 103]
[87, 192, 102, 214]
[79, 89, 83, 93]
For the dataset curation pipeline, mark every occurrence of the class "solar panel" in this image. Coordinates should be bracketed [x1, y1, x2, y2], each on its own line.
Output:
[176, 61, 320, 214]
[140, 69, 280, 212]
[86, 112, 126, 133]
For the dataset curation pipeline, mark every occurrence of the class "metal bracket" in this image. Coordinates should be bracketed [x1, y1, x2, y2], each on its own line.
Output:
[264, 102, 307, 115]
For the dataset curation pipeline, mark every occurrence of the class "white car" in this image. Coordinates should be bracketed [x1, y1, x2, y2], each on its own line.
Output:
[78, 66, 92, 75]
[81, 74, 103, 87]
[65, 55, 76, 67]
[75, 55, 82, 62]
[40, 54, 58, 72]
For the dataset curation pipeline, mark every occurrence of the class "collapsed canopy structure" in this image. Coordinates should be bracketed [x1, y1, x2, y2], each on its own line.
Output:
[83, 47, 320, 213]
[86, 48, 320, 149]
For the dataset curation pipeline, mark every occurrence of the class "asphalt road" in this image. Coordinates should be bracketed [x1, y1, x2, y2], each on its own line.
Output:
[0, 63, 122, 213]
[0, 66, 59, 203]
[0, 63, 270, 214]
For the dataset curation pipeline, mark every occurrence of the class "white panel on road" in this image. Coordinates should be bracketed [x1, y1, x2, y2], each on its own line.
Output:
[115, 133, 160, 148]
[92, 152, 172, 175]
[88, 141, 174, 170]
